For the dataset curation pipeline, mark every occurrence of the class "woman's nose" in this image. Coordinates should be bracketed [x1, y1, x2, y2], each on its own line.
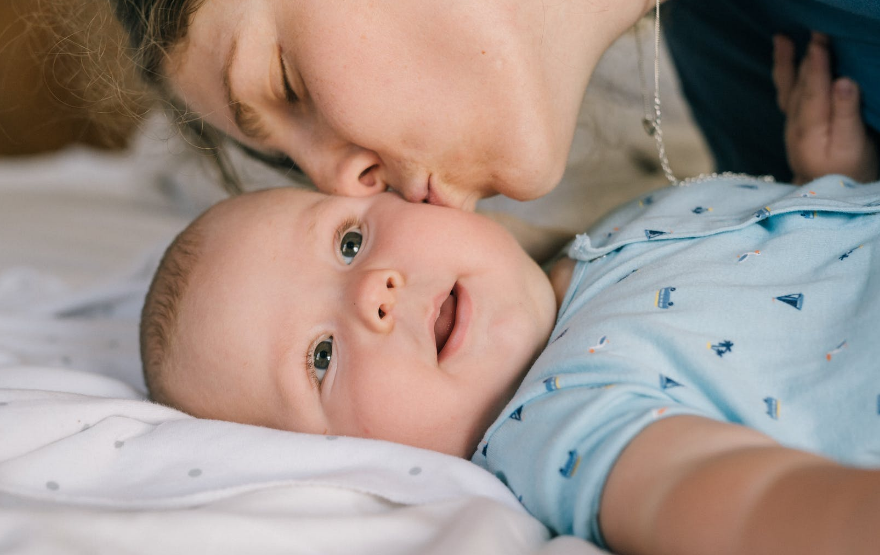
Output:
[310, 144, 386, 198]
[350, 269, 404, 332]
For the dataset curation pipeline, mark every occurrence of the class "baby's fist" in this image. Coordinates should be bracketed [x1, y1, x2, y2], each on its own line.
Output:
[773, 33, 878, 183]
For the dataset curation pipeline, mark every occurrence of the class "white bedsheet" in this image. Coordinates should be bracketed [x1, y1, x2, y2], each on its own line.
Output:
[0, 135, 604, 554]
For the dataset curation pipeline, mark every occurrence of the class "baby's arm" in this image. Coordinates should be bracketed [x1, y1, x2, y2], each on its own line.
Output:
[600, 415, 880, 555]
[773, 33, 879, 184]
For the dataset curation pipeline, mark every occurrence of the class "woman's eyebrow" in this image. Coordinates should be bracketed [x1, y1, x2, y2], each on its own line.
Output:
[222, 35, 271, 142]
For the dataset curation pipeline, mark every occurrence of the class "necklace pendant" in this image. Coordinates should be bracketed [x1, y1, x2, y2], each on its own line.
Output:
[642, 117, 657, 137]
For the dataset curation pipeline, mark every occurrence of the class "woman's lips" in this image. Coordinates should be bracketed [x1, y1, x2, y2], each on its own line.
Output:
[425, 174, 444, 206]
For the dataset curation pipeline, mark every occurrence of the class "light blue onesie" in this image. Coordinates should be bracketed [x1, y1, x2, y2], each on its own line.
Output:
[472, 175, 880, 547]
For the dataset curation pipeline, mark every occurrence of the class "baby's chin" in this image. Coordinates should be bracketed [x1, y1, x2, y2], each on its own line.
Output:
[411, 428, 487, 459]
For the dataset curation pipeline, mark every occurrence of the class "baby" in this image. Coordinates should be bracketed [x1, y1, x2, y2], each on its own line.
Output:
[141, 37, 880, 554]
[140, 186, 558, 457]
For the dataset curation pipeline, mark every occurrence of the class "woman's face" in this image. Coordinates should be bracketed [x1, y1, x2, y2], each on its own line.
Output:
[167, 0, 602, 209]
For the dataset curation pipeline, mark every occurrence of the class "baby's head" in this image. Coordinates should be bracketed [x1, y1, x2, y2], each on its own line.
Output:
[141, 188, 556, 457]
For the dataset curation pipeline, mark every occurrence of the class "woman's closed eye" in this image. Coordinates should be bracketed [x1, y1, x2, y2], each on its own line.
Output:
[234, 142, 305, 178]
[279, 50, 299, 105]
[308, 337, 333, 386]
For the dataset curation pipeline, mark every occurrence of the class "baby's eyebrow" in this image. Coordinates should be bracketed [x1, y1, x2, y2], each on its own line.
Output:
[222, 35, 271, 142]
[305, 196, 332, 240]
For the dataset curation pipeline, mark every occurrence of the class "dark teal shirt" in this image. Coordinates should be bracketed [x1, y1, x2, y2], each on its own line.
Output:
[664, 0, 880, 181]
[769, 0, 880, 130]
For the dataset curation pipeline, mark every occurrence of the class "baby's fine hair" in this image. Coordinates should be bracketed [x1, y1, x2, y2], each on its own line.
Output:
[140, 217, 205, 408]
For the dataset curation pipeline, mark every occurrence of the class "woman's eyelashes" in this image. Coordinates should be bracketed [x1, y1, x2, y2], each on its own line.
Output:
[336, 217, 364, 265]
[237, 144, 304, 177]
[279, 51, 298, 104]
[308, 337, 333, 386]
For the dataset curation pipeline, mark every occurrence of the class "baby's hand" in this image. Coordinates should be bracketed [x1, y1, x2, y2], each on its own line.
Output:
[773, 33, 879, 183]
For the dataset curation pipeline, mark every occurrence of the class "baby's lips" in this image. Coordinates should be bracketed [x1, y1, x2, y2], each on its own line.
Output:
[434, 289, 457, 354]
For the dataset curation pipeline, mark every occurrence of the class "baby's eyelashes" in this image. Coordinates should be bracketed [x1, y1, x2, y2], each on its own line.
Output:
[308, 337, 333, 386]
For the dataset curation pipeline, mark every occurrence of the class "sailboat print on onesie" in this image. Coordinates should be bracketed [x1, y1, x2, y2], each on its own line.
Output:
[774, 293, 803, 310]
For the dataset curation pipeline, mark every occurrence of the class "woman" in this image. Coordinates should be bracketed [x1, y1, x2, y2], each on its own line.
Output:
[112, 0, 880, 207]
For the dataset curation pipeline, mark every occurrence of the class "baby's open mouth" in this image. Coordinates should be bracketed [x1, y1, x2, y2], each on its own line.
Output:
[433, 288, 457, 355]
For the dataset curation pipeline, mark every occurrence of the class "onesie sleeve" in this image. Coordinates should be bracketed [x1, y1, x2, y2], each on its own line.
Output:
[478, 380, 713, 547]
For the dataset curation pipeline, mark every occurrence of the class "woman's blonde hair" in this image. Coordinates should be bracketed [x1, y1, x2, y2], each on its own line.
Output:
[43, 0, 244, 193]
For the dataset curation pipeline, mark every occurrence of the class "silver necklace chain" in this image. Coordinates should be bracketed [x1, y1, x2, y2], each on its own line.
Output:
[635, 0, 774, 186]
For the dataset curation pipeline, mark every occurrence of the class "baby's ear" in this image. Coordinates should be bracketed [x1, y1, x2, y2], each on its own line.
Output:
[477, 210, 573, 264]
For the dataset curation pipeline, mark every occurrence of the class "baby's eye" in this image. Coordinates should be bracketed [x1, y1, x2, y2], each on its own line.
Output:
[339, 229, 363, 264]
[312, 337, 333, 383]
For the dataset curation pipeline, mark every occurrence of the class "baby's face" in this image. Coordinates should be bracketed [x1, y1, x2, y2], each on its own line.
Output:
[173, 188, 556, 457]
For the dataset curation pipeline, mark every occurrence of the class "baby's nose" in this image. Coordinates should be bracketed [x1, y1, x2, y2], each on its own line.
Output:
[351, 269, 403, 332]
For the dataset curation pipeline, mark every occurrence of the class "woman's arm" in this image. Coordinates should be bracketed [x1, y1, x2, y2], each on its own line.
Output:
[601, 415, 880, 555]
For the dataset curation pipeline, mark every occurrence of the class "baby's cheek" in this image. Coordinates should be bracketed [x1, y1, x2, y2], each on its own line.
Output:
[363, 381, 454, 445]
[331, 378, 408, 440]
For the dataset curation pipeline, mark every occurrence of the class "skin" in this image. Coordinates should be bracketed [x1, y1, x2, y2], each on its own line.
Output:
[166, 0, 657, 210]
[170, 188, 558, 457]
